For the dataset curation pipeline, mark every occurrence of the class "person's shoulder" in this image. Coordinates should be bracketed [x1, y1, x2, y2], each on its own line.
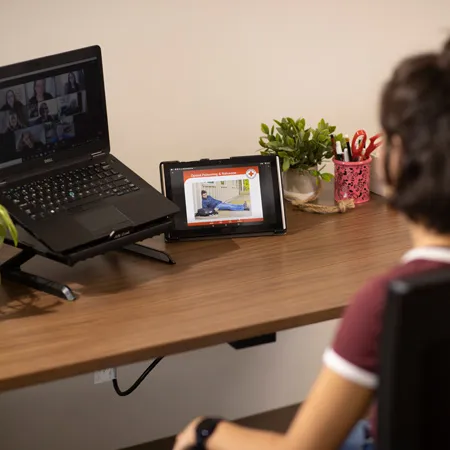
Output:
[351, 260, 450, 310]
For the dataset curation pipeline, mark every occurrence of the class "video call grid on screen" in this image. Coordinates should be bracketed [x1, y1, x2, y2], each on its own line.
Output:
[183, 166, 264, 227]
[0, 69, 87, 169]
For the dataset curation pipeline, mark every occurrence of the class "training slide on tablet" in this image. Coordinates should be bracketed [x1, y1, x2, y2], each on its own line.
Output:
[183, 166, 264, 227]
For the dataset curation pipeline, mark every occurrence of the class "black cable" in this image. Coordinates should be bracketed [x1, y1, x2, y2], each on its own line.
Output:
[112, 357, 164, 396]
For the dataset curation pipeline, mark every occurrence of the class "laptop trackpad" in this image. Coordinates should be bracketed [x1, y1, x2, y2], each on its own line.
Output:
[75, 206, 132, 237]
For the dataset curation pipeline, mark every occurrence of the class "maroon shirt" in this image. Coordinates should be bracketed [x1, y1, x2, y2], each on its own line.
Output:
[323, 247, 450, 440]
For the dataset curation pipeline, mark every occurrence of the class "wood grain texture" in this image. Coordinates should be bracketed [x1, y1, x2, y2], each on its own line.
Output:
[0, 187, 410, 391]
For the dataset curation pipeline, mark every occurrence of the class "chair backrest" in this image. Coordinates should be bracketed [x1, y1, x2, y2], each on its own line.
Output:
[378, 267, 450, 450]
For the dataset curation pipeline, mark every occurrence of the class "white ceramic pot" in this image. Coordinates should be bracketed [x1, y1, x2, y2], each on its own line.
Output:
[282, 168, 319, 202]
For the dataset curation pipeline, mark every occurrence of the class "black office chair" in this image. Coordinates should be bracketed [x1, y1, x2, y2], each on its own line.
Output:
[378, 267, 450, 450]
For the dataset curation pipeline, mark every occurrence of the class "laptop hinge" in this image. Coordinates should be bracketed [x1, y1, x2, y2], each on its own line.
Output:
[91, 151, 106, 159]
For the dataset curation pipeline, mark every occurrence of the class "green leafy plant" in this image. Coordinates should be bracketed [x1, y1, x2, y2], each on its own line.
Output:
[259, 117, 346, 182]
[0, 205, 17, 246]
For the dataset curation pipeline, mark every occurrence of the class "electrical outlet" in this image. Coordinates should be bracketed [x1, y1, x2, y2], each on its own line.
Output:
[94, 368, 117, 384]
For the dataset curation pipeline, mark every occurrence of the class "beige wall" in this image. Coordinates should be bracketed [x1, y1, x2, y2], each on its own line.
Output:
[0, 1, 448, 449]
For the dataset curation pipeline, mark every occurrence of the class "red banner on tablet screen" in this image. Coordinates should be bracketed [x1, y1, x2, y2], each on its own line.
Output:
[183, 166, 259, 183]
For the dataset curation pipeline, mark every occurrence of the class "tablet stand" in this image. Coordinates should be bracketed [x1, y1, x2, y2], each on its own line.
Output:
[0, 222, 175, 301]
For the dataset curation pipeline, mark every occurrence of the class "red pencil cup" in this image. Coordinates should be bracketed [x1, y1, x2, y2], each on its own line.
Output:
[333, 157, 372, 204]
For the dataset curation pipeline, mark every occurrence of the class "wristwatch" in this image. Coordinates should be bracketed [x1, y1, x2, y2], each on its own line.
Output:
[194, 417, 222, 450]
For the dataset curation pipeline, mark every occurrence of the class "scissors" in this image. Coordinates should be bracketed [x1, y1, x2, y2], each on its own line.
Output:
[351, 130, 383, 161]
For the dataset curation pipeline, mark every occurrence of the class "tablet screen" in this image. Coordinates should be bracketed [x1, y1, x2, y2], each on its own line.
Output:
[161, 155, 286, 240]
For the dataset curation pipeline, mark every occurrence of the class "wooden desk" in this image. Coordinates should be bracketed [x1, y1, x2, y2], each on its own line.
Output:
[0, 191, 409, 391]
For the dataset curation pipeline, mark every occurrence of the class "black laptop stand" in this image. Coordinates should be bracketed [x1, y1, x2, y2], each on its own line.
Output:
[0, 221, 175, 301]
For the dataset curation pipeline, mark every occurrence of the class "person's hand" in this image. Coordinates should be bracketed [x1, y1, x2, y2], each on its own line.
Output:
[173, 417, 203, 450]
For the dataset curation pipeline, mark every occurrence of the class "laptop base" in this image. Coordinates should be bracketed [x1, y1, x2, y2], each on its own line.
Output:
[1, 237, 175, 302]
[1, 248, 77, 301]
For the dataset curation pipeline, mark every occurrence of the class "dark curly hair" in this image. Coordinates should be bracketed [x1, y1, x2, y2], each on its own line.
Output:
[381, 38, 450, 233]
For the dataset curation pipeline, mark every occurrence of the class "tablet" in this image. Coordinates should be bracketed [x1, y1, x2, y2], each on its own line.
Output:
[160, 155, 286, 241]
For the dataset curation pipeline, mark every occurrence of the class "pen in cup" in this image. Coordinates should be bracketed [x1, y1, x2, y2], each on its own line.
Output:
[343, 146, 350, 162]
[336, 141, 344, 161]
[331, 134, 336, 157]
[345, 135, 353, 161]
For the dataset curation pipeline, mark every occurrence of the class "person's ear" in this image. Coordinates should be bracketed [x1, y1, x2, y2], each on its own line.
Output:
[389, 135, 403, 184]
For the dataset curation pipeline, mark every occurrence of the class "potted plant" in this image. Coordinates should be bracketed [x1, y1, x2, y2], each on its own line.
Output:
[259, 117, 346, 202]
[0, 205, 17, 248]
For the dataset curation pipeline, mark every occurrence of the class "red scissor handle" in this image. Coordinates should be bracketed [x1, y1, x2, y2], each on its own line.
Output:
[351, 129, 367, 159]
[364, 133, 383, 159]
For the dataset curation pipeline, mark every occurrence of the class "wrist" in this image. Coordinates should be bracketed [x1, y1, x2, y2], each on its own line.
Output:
[194, 417, 223, 450]
[204, 419, 227, 449]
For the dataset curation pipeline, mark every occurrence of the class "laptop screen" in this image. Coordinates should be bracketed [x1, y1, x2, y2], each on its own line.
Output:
[0, 51, 107, 172]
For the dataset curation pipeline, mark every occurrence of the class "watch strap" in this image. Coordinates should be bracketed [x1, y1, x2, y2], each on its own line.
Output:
[194, 417, 222, 450]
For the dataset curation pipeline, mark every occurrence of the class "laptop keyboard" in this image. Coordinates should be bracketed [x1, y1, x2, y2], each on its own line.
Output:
[3, 161, 140, 221]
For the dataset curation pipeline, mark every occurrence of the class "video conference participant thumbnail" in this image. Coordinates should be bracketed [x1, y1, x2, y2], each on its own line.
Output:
[15, 125, 45, 152]
[0, 87, 27, 125]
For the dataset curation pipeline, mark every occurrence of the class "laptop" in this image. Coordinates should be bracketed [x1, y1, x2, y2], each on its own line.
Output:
[0, 46, 179, 254]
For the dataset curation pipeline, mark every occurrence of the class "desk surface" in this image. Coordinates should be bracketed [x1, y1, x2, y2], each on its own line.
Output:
[0, 190, 410, 391]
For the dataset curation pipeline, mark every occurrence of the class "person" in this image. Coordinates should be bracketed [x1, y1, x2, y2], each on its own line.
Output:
[64, 72, 80, 94]
[174, 38, 450, 450]
[6, 111, 23, 132]
[17, 130, 42, 152]
[1, 89, 26, 124]
[201, 190, 249, 211]
[56, 121, 75, 141]
[29, 79, 53, 104]
[1, 89, 24, 112]
[35, 102, 55, 124]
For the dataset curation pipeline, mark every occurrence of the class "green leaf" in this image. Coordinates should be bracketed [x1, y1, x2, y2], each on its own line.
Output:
[303, 129, 311, 142]
[286, 136, 295, 147]
[282, 158, 291, 172]
[273, 120, 282, 127]
[267, 140, 282, 148]
[261, 123, 270, 134]
[287, 117, 296, 127]
[320, 172, 334, 182]
[271, 125, 274, 135]
[318, 118, 327, 131]
[0, 205, 17, 246]
[296, 118, 306, 130]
